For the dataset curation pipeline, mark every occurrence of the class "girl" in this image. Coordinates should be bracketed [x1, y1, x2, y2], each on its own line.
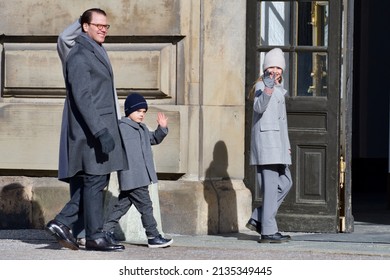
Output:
[246, 48, 293, 243]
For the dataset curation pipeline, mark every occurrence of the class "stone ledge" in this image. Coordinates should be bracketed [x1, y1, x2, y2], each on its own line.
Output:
[158, 179, 252, 235]
[0, 176, 252, 236]
[0, 176, 68, 229]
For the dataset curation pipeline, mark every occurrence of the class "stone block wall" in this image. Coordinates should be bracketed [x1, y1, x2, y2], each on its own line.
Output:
[0, 176, 251, 236]
[0, 0, 250, 235]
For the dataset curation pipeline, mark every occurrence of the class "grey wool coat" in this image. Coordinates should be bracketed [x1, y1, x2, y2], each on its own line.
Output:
[250, 82, 291, 165]
[58, 34, 126, 182]
[118, 117, 168, 190]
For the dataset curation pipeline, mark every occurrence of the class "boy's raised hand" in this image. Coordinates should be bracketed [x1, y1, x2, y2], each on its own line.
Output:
[157, 112, 168, 128]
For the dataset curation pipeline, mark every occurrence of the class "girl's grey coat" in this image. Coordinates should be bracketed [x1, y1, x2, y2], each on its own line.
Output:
[118, 117, 168, 190]
[250, 82, 291, 165]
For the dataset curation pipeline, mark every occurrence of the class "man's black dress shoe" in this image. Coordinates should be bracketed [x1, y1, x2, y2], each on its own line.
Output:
[259, 232, 291, 243]
[86, 237, 125, 251]
[245, 218, 261, 234]
[46, 219, 79, 250]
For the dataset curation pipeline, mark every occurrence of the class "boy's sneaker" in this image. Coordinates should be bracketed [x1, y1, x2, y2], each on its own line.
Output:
[147, 234, 173, 248]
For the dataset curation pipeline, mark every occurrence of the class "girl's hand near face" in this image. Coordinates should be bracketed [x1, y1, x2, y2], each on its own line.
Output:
[263, 70, 276, 89]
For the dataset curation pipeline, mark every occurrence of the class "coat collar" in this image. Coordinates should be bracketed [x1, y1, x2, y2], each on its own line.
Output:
[75, 35, 112, 75]
[120, 116, 146, 130]
[255, 81, 287, 96]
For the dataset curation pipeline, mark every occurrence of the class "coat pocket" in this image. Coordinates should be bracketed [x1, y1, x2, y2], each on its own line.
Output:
[260, 130, 282, 148]
[260, 121, 279, 131]
[97, 106, 114, 116]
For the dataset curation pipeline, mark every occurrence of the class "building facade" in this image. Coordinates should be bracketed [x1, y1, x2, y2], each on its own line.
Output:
[0, 0, 251, 235]
[1, 0, 389, 235]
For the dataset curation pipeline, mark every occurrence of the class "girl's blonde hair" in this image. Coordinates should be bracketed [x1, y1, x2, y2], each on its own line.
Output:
[247, 76, 262, 101]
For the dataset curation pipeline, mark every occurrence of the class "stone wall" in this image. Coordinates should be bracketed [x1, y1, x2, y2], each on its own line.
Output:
[0, 0, 251, 235]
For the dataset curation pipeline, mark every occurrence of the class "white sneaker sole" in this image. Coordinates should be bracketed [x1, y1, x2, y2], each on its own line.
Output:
[148, 239, 173, 248]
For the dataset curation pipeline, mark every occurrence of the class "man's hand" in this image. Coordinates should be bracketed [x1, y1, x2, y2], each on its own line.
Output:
[96, 128, 115, 154]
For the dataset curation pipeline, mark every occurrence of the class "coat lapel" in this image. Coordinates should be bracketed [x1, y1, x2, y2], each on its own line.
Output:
[75, 35, 113, 76]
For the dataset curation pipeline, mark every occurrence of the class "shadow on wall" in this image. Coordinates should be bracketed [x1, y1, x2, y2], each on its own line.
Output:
[0, 183, 44, 229]
[204, 141, 238, 234]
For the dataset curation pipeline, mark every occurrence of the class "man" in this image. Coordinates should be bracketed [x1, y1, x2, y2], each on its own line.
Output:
[46, 8, 126, 251]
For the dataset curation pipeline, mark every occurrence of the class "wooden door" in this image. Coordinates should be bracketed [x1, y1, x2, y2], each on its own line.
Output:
[245, 0, 343, 232]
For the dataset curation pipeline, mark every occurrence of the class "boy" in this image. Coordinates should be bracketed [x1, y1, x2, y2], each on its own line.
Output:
[103, 93, 173, 248]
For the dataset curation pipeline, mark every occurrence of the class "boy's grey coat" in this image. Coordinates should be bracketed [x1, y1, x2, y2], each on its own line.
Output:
[59, 34, 126, 181]
[118, 117, 168, 190]
[250, 82, 291, 165]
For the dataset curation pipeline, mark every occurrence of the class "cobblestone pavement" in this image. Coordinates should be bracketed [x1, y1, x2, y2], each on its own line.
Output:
[0, 221, 390, 260]
[1, 223, 389, 280]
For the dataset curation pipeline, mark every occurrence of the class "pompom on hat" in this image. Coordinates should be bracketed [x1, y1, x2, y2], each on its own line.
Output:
[262, 48, 286, 72]
[124, 93, 148, 116]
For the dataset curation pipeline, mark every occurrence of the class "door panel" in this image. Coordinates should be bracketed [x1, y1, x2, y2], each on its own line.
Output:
[282, 97, 339, 232]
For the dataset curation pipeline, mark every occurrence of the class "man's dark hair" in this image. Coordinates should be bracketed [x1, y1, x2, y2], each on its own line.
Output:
[80, 8, 107, 32]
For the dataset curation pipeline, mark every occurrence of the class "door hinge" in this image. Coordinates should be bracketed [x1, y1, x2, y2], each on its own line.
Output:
[339, 156, 346, 189]
[339, 156, 346, 231]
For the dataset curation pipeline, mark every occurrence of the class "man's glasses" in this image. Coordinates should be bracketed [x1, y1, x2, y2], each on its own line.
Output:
[89, 23, 110, 30]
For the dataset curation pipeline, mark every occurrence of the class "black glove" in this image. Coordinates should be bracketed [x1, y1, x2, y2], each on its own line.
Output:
[96, 128, 115, 154]
[263, 70, 275, 89]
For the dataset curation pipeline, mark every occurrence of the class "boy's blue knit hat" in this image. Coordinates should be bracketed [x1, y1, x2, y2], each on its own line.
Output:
[124, 93, 148, 116]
